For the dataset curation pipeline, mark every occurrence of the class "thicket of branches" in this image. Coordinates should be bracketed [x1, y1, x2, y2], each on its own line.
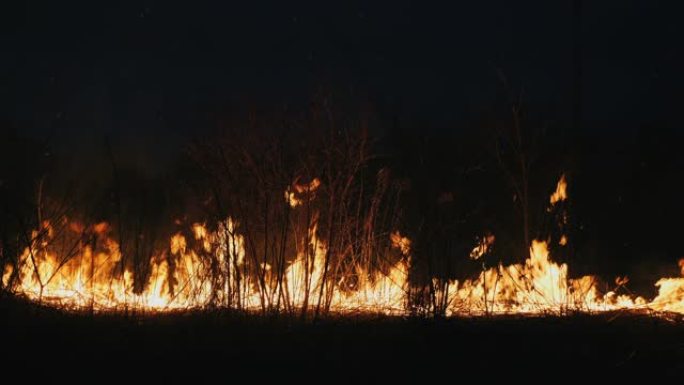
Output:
[187, 108, 407, 316]
[0, 98, 581, 317]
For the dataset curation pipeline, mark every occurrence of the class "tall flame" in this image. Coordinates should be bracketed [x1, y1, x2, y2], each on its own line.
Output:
[648, 259, 684, 314]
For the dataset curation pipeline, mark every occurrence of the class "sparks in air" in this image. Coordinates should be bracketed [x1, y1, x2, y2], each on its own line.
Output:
[2, 175, 683, 317]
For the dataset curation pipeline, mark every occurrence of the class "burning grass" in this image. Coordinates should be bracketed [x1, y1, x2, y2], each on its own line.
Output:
[2, 171, 684, 318]
[3, 215, 683, 318]
[2, 128, 683, 320]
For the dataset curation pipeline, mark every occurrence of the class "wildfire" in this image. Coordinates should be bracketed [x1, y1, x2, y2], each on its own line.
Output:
[0, 217, 409, 314]
[2, 175, 684, 317]
[445, 239, 648, 315]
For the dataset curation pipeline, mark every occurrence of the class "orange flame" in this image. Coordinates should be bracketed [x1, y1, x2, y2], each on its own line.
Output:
[470, 234, 495, 260]
[550, 174, 567, 205]
[2, 175, 684, 317]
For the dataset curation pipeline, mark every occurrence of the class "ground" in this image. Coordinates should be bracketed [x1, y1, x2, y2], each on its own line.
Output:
[1, 296, 682, 382]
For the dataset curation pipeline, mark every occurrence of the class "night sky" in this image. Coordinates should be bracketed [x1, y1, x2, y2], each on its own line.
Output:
[0, 0, 684, 184]
[1, 0, 682, 171]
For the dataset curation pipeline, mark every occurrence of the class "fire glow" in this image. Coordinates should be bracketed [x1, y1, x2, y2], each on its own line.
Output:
[2, 176, 683, 316]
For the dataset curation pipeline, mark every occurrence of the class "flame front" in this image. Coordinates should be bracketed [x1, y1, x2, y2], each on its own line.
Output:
[2, 175, 684, 317]
[444, 240, 649, 315]
[1, 217, 410, 314]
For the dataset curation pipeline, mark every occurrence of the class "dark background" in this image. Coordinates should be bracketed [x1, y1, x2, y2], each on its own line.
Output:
[1, 1, 684, 295]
